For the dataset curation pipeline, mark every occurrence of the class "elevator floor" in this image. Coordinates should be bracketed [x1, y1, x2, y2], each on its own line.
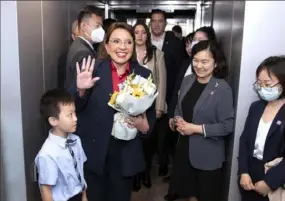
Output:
[131, 166, 188, 201]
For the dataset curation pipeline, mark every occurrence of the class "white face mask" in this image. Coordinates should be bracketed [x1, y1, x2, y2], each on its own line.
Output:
[190, 40, 199, 49]
[91, 26, 105, 43]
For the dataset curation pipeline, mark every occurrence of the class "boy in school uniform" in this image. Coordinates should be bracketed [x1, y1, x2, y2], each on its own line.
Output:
[35, 89, 87, 201]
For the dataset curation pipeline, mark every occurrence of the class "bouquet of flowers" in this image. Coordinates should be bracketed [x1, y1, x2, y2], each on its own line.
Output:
[108, 72, 158, 141]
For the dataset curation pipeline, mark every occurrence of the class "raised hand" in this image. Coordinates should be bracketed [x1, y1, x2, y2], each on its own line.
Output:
[76, 56, 100, 91]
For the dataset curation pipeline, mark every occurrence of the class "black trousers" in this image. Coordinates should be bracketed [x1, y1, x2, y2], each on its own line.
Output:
[85, 138, 133, 201]
[142, 115, 178, 171]
[68, 193, 82, 201]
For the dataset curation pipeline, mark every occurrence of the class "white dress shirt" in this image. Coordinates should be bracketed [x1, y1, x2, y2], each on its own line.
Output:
[35, 131, 87, 201]
[253, 119, 272, 160]
[151, 32, 165, 51]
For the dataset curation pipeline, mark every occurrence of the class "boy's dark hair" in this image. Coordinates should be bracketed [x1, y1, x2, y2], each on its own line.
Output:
[77, 5, 103, 31]
[40, 89, 74, 123]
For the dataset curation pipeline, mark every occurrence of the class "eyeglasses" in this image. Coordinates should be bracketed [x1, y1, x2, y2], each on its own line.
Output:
[253, 81, 279, 92]
[109, 39, 134, 47]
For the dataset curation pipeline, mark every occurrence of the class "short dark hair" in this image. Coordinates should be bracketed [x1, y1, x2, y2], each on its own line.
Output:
[191, 40, 228, 78]
[256, 56, 285, 97]
[77, 5, 103, 31]
[185, 32, 195, 43]
[172, 25, 182, 34]
[195, 26, 216, 42]
[40, 89, 74, 123]
[150, 9, 167, 21]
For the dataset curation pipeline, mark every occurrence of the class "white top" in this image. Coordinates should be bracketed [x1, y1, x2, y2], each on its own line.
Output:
[184, 63, 192, 77]
[151, 32, 165, 51]
[35, 131, 87, 201]
[253, 119, 272, 160]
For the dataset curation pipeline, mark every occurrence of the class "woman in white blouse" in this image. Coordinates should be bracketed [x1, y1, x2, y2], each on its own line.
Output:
[132, 22, 167, 190]
[238, 56, 285, 201]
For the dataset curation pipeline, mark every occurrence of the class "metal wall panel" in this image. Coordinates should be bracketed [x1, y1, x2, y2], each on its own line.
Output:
[42, 1, 69, 91]
[17, 1, 46, 200]
[228, 1, 285, 201]
[211, 1, 285, 201]
[1, 1, 27, 201]
[1, 1, 92, 201]
[210, 1, 246, 200]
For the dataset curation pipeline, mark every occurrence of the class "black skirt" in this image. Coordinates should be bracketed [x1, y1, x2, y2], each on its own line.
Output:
[168, 135, 223, 201]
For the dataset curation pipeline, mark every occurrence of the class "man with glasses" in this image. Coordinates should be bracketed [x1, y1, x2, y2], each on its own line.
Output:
[65, 5, 104, 88]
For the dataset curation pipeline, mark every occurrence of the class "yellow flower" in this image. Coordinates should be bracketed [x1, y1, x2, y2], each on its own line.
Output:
[108, 91, 118, 105]
[132, 89, 144, 98]
[130, 84, 139, 89]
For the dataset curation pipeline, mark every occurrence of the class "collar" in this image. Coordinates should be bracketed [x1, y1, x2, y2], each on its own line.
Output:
[110, 61, 130, 74]
[151, 32, 165, 42]
[48, 130, 74, 149]
[78, 36, 94, 50]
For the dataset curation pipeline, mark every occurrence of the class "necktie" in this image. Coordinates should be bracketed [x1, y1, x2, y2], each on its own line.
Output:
[66, 139, 84, 189]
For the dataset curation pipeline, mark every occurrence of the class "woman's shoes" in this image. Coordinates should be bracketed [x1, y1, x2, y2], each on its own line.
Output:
[142, 171, 152, 188]
[132, 174, 141, 192]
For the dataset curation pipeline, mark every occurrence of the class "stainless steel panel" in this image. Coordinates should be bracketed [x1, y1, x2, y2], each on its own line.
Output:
[1, 1, 27, 201]
[201, 2, 213, 26]
[108, 0, 198, 5]
[1, 1, 92, 201]
[228, 1, 285, 201]
[17, 2, 45, 200]
[42, 1, 69, 90]
[211, 1, 245, 201]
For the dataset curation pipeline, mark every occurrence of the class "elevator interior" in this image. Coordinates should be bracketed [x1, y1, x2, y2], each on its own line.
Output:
[2, 1, 285, 201]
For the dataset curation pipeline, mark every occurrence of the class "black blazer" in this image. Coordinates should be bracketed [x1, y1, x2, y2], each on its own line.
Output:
[65, 37, 96, 88]
[168, 58, 191, 117]
[57, 51, 68, 89]
[69, 60, 156, 177]
[161, 31, 184, 105]
[238, 100, 285, 190]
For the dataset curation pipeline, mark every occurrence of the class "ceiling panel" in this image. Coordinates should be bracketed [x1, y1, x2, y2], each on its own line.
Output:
[95, 0, 201, 5]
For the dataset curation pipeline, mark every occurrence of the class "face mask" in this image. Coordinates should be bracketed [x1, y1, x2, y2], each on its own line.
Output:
[91, 26, 105, 43]
[257, 86, 282, 101]
[190, 40, 199, 49]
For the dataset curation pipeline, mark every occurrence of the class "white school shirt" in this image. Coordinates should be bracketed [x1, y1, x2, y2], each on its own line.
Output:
[35, 131, 87, 201]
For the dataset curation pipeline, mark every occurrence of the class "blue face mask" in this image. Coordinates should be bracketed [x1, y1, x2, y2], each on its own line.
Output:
[257, 86, 282, 101]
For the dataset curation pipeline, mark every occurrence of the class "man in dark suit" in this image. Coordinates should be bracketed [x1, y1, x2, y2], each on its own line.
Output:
[65, 5, 104, 88]
[149, 9, 184, 176]
[57, 20, 78, 88]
